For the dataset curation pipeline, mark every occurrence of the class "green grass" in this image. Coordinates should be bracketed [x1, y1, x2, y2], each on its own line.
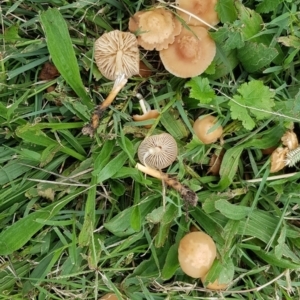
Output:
[1, 0, 300, 299]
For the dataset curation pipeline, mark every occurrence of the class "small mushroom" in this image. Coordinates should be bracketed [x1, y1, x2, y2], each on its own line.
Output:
[94, 30, 139, 81]
[98, 293, 118, 300]
[201, 275, 229, 290]
[83, 30, 139, 136]
[193, 115, 223, 144]
[128, 8, 182, 51]
[138, 133, 178, 169]
[270, 147, 289, 172]
[159, 26, 216, 78]
[132, 93, 160, 128]
[178, 231, 216, 278]
[281, 130, 298, 150]
[207, 149, 225, 175]
[176, 0, 219, 28]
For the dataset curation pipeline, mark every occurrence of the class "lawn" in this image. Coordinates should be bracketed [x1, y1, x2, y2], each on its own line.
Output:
[1, 0, 300, 299]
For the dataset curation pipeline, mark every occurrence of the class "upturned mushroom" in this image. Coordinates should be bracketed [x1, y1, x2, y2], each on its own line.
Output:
[138, 133, 178, 169]
[128, 8, 182, 51]
[98, 293, 118, 300]
[178, 231, 216, 278]
[159, 26, 216, 78]
[132, 93, 160, 129]
[83, 30, 139, 136]
[94, 30, 139, 81]
[193, 115, 223, 144]
[136, 133, 197, 206]
[176, 0, 219, 28]
[201, 275, 229, 290]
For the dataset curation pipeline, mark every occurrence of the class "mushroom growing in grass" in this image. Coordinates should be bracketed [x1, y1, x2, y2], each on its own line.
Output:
[176, 0, 219, 28]
[178, 231, 216, 278]
[201, 275, 229, 290]
[82, 30, 139, 136]
[128, 8, 182, 51]
[193, 115, 223, 144]
[98, 293, 118, 300]
[138, 133, 178, 169]
[136, 133, 197, 207]
[159, 26, 216, 78]
[270, 147, 289, 173]
[132, 93, 160, 129]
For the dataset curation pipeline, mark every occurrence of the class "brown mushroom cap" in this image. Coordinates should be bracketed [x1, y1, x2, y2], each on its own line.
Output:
[178, 231, 216, 278]
[270, 147, 289, 172]
[281, 130, 298, 150]
[159, 26, 216, 78]
[128, 8, 182, 51]
[138, 133, 178, 169]
[201, 275, 229, 290]
[98, 293, 118, 300]
[94, 30, 139, 80]
[193, 115, 223, 144]
[133, 110, 160, 129]
[176, 0, 219, 27]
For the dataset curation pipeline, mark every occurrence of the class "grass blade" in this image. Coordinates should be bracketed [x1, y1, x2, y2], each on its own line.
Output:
[0, 187, 85, 255]
[40, 8, 92, 108]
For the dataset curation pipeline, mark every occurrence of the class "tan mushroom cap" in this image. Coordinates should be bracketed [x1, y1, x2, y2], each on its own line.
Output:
[178, 231, 216, 278]
[128, 8, 182, 51]
[270, 147, 288, 172]
[98, 293, 118, 300]
[138, 133, 178, 169]
[176, 0, 219, 27]
[159, 26, 216, 78]
[94, 30, 139, 81]
[133, 110, 160, 129]
[193, 115, 223, 144]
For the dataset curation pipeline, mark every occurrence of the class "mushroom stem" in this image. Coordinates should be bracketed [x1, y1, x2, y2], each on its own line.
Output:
[135, 163, 198, 206]
[136, 93, 149, 114]
[82, 76, 127, 137]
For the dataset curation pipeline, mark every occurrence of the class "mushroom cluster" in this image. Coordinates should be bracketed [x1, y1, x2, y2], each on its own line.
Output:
[129, 3, 218, 78]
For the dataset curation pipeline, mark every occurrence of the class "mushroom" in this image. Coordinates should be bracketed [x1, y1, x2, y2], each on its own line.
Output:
[201, 275, 229, 290]
[270, 147, 289, 172]
[98, 293, 118, 300]
[94, 30, 139, 81]
[193, 115, 223, 144]
[132, 93, 160, 128]
[128, 8, 182, 51]
[281, 130, 298, 150]
[138, 133, 178, 169]
[207, 149, 225, 175]
[178, 231, 216, 278]
[176, 0, 219, 28]
[83, 30, 139, 136]
[159, 26, 216, 78]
